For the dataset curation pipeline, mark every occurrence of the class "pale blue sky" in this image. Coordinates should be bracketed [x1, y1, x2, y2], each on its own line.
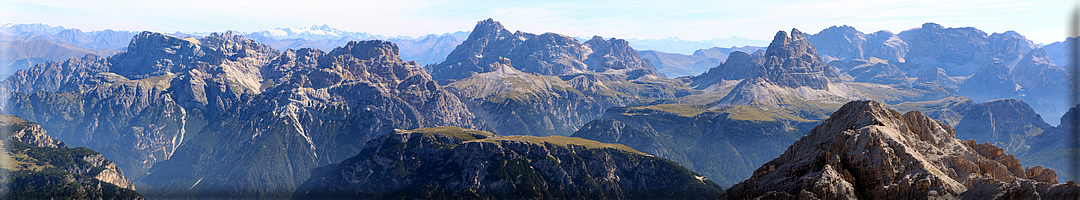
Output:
[1, 0, 1071, 44]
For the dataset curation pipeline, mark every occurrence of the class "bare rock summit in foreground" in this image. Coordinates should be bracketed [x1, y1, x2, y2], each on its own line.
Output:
[725, 100, 1080, 199]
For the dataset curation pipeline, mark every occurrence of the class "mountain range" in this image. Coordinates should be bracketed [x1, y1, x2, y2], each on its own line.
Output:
[2, 18, 1079, 199]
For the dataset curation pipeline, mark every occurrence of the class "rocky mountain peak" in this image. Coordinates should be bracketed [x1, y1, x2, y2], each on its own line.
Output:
[583, 36, 659, 76]
[326, 40, 402, 62]
[725, 100, 1080, 199]
[472, 18, 507, 37]
[958, 61, 1020, 102]
[989, 30, 1035, 61]
[900, 22, 992, 76]
[765, 28, 815, 58]
[760, 28, 831, 90]
[431, 19, 657, 83]
[126, 31, 200, 53]
[1019, 47, 1054, 67]
[922, 22, 945, 30]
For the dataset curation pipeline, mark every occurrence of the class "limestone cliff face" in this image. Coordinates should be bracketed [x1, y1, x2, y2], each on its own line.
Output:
[761, 29, 832, 90]
[583, 36, 661, 78]
[914, 67, 960, 93]
[693, 28, 854, 108]
[136, 40, 480, 198]
[437, 19, 691, 137]
[293, 127, 723, 199]
[690, 51, 764, 89]
[1, 115, 64, 148]
[2, 31, 281, 181]
[429, 19, 662, 83]
[1011, 48, 1069, 123]
[3, 30, 480, 198]
[899, 23, 992, 76]
[445, 59, 691, 137]
[0, 115, 143, 199]
[808, 25, 907, 62]
[725, 100, 1080, 199]
[958, 62, 1021, 102]
[953, 99, 1053, 153]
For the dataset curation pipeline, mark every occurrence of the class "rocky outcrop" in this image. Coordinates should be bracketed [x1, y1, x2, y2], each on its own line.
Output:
[725, 100, 1080, 199]
[690, 51, 764, 89]
[293, 126, 723, 199]
[446, 60, 691, 136]
[958, 62, 1021, 102]
[429, 19, 661, 83]
[438, 19, 692, 137]
[583, 36, 660, 79]
[1, 115, 143, 199]
[0, 115, 65, 148]
[136, 40, 480, 198]
[900, 23, 992, 76]
[5, 73, 188, 179]
[0, 54, 110, 99]
[1012, 48, 1069, 124]
[2, 30, 282, 183]
[1042, 37, 1071, 66]
[863, 30, 909, 62]
[953, 99, 1054, 153]
[808, 25, 907, 62]
[695, 28, 854, 108]
[989, 31, 1036, 63]
[914, 67, 960, 93]
[761, 29, 832, 90]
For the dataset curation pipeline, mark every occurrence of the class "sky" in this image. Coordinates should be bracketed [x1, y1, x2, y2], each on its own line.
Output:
[1, 0, 1072, 44]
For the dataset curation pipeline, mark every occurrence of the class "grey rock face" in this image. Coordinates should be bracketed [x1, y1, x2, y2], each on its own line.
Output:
[1042, 37, 1070, 66]
[761, 29, 832, 90]
[900, 23, 992, 76]
[293, 127, 723, 199]
[808, 25, 866, 62]
[694, 28, 852, 108]
[429, 19, 662, 83]
[446, 63, 691, 137]
[1, 115, 65, 148]
[988, 31, 1036, 63]
[1, 115, 142, 198]
[1, 54, 110, 98]
[2, 31, 278, 181]
[953, 99, 1053, 153]
[136, 40, 479, 198]
[864, 30, 909, 62]
[1012, 48, 1069, 124]
[958, 62, 1020, 102]
[725, 100, 1080, 199]
[690, 51, 765, 89]
[6, 76, 187, 180]
[914, 67, 960, 93]
[808, 25, 908, 62]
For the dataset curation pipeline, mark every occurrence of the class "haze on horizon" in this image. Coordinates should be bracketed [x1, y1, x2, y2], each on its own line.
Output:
[1, 0, 1070, 44]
